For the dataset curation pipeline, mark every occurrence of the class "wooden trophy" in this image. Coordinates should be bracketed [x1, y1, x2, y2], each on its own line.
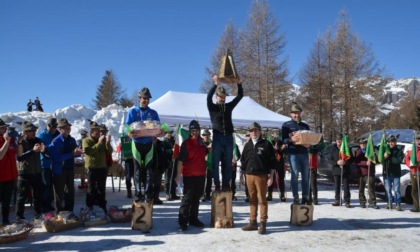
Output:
[211, 192, 234, 228]
[290, 203, 314, 226]
[131, 201, 153, 232]
[217, 49, 240, 84]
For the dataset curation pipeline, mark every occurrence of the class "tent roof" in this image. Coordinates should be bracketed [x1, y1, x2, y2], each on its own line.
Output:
[149, 90, 289, 128]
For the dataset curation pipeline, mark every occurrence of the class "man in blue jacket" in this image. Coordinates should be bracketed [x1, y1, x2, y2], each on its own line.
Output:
[49, 118, 83, 213]
[126, 87, 162, 203]
[36, 118, 59, 213]
[281, 103, 311, 205]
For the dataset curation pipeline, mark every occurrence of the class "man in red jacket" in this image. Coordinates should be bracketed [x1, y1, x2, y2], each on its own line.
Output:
[0, 119, 18, 225]
[405, 132, 420, 212]
[175, 120, 207, 231]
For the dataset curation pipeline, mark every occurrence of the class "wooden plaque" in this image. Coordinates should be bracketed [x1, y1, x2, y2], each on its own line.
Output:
[211, 192, 234, 228]
[131, 201, 153, 231]
[290, 204, 314, 226]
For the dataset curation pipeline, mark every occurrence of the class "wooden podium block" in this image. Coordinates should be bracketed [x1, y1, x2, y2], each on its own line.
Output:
[290, 204, 314, 226]
[211, 192, 234, 228]
[131, 201, 153, 231]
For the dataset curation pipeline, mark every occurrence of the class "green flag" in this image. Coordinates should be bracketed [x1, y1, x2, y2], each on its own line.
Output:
[233, 133, 240, 160]
[365, 133, 376, 164]
[409, 138, 418, 167]
[378, 131, 391, 164]
[339, 133, 351, 161]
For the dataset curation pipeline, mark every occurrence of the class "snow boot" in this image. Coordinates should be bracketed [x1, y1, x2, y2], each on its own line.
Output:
[258, 222, 266, 235]
[241, 220, 258, 231]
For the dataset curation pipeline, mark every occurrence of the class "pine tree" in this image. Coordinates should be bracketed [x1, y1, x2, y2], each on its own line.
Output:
[93, 70, 124, 110]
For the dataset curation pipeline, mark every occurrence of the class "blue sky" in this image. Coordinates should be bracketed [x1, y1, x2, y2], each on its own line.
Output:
[1, 0, 419, 114]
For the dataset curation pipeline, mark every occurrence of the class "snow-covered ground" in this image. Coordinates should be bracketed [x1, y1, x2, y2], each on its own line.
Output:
[3, 173, 420, 252]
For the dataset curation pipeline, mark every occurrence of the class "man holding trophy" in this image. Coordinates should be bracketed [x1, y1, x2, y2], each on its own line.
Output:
[126, 87, 162, 203]
[207, 49, 243, 192]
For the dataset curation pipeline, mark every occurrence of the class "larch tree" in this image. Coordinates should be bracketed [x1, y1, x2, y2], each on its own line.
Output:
[200, 19, 240, 95]
[238, 0, 289, 112]
[299, 10, 382, 140]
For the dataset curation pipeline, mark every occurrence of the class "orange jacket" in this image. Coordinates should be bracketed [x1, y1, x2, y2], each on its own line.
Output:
[405, 147, 420, 174]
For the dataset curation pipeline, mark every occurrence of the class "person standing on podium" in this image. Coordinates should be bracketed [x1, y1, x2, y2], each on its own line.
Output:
[207, 75, 243, 192]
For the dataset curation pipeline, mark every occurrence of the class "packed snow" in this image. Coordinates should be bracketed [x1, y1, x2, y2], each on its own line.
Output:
[1, 105, 419, 251]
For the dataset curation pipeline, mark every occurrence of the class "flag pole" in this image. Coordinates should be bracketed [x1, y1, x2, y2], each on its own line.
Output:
[340, 165, 343, 206]
[385, 130, 392, 210]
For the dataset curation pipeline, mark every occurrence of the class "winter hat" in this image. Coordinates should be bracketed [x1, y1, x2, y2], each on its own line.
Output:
[189, 120, 200, 130]
[22, 121, 38, 131]
[47, 118, 58, 128]
[249, 122, 262, 131]
[290, 102, 303, 113]
[0, 119, 10, 128]
[216, 86, 227, 98]
[138, 87, 152, 98]
[57, 118, 72, 128]
[335, 133, 343, 140]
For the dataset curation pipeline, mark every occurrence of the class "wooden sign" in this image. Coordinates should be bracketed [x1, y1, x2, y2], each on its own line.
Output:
[217, 49, 240, 84]
[290, 204, 314, 226]
[211, 192, 234, 228]
[131, 201, 153, 232]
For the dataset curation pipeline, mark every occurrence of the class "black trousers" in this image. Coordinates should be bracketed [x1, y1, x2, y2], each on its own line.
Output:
[52, 168, 75, 213]
[124, 159, 135, 191]
[133, 142, 154, 200]
[0, 180, 15, 224]
[153, 169, 164, 198]
[333, 174, 351, 203]
[203, 169, 213, 198]
[309, 168, 318, 201]
[268, 169, 285, 194]
[16, 173, 43, 218]
[165, 161, 177, 196]
[41, 167, 54, 208]
[179, 176, 205, 226]
[86, 168, 107, 209]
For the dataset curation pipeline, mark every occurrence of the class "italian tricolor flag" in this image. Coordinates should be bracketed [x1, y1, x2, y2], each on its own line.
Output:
[409, 139, 418, 167]
[339, 133, 351, 161]
[172, 124, 190, 160]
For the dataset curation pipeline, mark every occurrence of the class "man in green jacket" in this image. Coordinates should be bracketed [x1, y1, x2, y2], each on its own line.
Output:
[83, 121, 113, 214]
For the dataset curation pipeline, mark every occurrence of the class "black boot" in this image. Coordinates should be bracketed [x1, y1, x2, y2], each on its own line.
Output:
[127, 189, 132, 198]
[266, 192, 272, 201]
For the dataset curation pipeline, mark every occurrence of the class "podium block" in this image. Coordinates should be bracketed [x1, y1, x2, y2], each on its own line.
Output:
[211, 192, 234, 228]
[290, 204, 314, 226]
[131, 201, 153, 231]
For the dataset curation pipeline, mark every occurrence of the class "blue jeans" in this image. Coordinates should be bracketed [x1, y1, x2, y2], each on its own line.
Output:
[384, 175, 401, 205]
[211, 133, 233, 187]
[288, 153, 309, 198]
